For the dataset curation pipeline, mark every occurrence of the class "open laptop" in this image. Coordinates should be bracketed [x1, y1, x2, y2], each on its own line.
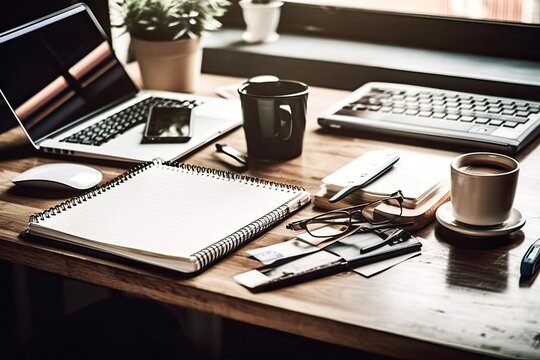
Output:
[0, 3, 242, 163]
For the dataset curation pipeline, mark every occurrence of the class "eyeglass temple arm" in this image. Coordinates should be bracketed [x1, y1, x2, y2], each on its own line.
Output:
[286, 220, 308, 231]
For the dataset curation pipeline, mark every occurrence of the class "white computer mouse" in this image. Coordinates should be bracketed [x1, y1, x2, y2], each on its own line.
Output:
[12, 163, 103, 191]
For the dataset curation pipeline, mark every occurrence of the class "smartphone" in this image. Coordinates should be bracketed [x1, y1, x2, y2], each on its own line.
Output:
[142, 106, 192, 143]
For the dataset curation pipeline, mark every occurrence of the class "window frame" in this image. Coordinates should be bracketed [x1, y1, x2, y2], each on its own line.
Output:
[221, 1, 540, 61]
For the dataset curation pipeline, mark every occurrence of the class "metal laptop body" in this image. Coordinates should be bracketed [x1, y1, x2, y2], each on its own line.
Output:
[0, 4, 241, 163]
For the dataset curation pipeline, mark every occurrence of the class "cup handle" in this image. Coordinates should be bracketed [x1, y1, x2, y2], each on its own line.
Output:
[276, 104, 293, 140]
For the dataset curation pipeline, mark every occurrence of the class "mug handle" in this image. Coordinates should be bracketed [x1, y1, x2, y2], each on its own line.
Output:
[275, 104, 293, 140]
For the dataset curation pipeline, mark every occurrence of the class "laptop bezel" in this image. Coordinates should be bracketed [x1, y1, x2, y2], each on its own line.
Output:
[0, 3, 140, 148]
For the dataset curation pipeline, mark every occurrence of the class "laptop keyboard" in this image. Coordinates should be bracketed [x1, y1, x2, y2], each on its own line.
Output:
[319, 82, 540, 154]
[60, 97, 200, 146]
[336, 86, 539, 128]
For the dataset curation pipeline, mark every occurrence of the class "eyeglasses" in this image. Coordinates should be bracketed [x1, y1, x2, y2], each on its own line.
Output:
[286, 191, 411, 238]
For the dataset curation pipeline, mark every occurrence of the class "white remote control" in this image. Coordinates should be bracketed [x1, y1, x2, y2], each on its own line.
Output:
[322, 151, 400, 203]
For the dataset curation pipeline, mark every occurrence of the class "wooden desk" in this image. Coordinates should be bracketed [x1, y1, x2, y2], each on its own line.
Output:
[1, 74, 539, 359]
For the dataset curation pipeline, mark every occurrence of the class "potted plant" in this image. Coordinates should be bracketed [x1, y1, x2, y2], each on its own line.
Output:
[112, 0, 231, 93]
[239, 0, 283, 43]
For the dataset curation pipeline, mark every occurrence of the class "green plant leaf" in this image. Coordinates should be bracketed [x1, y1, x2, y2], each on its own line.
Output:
[113, 0, 231, 41]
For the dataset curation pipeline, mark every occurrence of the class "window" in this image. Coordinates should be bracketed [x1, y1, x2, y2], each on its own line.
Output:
[283, 0, 540, 25]
[221, 0, 540, 61]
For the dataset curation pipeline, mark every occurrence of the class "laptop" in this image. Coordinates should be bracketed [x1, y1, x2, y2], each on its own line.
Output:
[0, 3, 242, 163]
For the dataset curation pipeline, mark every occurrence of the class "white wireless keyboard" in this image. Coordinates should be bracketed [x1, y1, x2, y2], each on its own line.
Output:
[318, 82, 540, 154]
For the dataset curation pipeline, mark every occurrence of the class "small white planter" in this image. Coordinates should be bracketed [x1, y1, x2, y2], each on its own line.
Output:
[239, 1, 284, 43]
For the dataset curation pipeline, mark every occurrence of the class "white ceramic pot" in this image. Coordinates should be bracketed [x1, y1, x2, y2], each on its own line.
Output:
[130, 36, 202, 93]
[239, 1, 284, 43]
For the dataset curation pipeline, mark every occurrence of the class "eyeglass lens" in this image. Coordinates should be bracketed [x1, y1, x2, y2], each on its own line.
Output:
[306, 195, 403, 237]
[361, 196, 403, 224]
[306, 211, 351, 237]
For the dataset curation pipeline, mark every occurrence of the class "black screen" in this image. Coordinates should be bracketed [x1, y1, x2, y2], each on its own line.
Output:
[0, 5, 138, 142]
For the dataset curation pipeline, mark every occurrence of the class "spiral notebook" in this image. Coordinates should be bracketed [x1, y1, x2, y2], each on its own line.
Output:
[25, 159, 311, 274]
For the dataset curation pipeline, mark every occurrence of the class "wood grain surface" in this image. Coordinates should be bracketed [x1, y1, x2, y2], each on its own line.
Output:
[1, 71, 540, 359]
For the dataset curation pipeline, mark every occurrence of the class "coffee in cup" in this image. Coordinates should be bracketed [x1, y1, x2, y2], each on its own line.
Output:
[450, 152, 519, 226]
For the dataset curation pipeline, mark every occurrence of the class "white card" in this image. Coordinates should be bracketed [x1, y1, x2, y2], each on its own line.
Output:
[247, 238, 319, 265]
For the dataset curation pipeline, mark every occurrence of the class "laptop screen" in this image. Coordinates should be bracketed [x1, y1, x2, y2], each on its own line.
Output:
[0, 5, 138, 142]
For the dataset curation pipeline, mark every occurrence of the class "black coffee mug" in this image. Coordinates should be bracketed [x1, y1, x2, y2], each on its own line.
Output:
[238, 78, 309, 161]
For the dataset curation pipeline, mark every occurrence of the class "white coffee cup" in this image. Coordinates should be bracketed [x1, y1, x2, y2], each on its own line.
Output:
[450, 152, 519, 226]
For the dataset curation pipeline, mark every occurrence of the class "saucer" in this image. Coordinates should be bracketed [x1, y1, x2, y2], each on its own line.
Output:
[435, 202, 525, 237]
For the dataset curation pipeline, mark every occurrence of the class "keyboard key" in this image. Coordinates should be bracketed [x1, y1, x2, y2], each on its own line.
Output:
[503, 121, 518, 128]
[403, 108, 418, 115]
[353, 104, 367, 111]
[502, 109, 515, 116]
[489, 120, 504, 126]
[475, 118, 490, 124]
[460, 116, 475, 122]
[446, 114, 460, 121]
[516, 111, 530, 117]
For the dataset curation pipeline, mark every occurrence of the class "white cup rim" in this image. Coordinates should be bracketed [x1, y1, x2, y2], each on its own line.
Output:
[451, 152, 519, 177]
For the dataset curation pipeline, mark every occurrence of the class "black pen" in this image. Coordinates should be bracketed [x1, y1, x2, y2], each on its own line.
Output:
[215, 143, 248, 168]
[359, 228, 406, 254]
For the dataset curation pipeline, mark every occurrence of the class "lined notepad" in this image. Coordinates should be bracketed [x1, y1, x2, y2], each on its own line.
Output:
[26, 159, 311, 273]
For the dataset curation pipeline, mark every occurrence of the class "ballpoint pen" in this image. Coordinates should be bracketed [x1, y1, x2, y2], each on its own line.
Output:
[359, 228, 408, 254]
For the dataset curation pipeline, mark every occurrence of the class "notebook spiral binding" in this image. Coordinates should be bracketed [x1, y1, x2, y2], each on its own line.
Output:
[28, 158, 306, 272]
[162, 160, 305, 270]
[192, 202, 289, 271]
[162, 160, 303, 192]
[29, 159, 158, 224]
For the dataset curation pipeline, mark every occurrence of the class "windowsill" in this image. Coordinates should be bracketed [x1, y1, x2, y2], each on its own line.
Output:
[202, 28, 540, 100]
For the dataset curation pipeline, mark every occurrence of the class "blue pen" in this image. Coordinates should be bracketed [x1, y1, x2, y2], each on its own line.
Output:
[521, 238, 540, 278]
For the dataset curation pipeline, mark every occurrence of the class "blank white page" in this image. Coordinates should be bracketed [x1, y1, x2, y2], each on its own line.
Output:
[34, 163, 301, 259]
